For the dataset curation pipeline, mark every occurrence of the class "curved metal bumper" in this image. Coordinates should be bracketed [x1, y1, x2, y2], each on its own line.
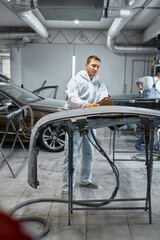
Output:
[28, 106, 160, 189]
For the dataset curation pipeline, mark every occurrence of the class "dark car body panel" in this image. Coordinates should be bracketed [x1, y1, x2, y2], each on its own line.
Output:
[0, 82, 68, 143]
[0, 73, 11, 83]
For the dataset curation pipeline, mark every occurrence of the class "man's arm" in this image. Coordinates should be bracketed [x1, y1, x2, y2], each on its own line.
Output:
[136, 83, 143, 90]
[66, 78, 88, 108]
[67, 93, 88, 108]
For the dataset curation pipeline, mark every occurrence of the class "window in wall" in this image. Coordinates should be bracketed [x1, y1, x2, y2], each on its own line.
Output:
[2, 58, 10, 78]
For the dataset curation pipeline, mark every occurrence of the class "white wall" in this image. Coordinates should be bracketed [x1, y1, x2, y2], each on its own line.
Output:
[74, 45, 154, 96]
[10, 47, 22, 85]
[21, 44, 73, 100]
[13, 43, 155, 100]
[74, 44, 125, 96]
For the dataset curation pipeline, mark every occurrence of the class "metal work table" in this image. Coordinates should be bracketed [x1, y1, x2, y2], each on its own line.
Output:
[111, 97, 160, 162]
[27, 106, 160, 225]
[0, 105, 29, 177]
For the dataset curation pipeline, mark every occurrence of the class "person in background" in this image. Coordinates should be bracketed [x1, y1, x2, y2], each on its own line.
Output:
[135, 69, 160, 151]
[61, 55, 109, 198]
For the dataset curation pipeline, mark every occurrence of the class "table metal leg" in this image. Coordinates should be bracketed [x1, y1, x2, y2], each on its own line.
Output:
[68, 129, 74, 225]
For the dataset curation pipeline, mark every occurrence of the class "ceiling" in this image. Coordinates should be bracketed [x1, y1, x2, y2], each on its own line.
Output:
[0, 0, 160, 54]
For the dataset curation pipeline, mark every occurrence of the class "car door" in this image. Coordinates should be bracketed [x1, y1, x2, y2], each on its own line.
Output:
[0, 92, 21, 141]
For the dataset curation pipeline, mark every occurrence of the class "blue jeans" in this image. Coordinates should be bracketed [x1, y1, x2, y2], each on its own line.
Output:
[62, 129, 96, 191]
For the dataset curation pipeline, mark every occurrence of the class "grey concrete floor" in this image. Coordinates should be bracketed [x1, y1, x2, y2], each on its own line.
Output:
[0, 127, 160, 240]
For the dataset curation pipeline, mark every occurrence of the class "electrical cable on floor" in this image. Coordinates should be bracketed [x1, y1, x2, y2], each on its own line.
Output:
[9, 128, 120, 238]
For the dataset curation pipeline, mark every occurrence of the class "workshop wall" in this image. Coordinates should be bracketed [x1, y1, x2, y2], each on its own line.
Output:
[21, 44, 73, 100]
[18, 43, 154, 100]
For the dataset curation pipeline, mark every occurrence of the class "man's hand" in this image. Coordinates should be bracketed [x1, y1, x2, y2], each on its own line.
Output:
[86, 103, 99, 107]
[139, 89, 144, 96]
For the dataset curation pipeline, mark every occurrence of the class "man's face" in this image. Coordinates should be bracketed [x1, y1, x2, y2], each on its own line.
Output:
[86, 58, 101, 80]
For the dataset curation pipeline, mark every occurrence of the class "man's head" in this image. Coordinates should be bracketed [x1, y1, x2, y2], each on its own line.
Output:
[85, 55, 101, 80]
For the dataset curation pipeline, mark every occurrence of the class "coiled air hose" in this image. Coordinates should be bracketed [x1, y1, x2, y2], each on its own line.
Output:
[9, 128, 120, 238]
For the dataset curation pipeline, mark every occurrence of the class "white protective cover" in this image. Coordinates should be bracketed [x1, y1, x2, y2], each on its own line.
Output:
[155, 77, 160, 93]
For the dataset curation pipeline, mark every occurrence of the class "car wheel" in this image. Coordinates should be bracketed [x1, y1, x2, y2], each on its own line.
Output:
[39, 125, 65, 152]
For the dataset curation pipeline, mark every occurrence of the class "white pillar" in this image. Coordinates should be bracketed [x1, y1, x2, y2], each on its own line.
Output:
[10, 47, 22, 86]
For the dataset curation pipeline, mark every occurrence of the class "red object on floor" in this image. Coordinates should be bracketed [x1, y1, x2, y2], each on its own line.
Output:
[0, 211, 37, 240]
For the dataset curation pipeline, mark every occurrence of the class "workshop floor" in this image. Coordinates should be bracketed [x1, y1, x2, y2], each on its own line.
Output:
[1, 127, 160, 240]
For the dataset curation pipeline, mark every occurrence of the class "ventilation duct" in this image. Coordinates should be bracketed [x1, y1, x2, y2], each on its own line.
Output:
[0, 32, 37, 39]
[0, 0, 49, 39]
[0, 47, 9, 55]
[11, 0, 37, 10]
[107, 9, 131, 18]
[107, 0, 158, 54]
[18, 11, 49, 38]
[37, 0, 104, 21]
[0, 39, 24, 46]
[142, 16, 160, 43]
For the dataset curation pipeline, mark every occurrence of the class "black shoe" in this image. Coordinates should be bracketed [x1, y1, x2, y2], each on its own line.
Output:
[79, 182, 98, 189]
[61, 190, 68, 198]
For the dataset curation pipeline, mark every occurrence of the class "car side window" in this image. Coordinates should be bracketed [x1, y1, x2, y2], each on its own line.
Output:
[0, 93, 19, 112]
[0, 75, 8, 83]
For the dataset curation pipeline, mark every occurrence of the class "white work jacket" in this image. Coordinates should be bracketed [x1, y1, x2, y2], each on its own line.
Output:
[66, 70, 108, 108]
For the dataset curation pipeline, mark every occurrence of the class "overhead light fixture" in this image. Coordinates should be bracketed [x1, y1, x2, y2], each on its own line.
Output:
[0, 0, 11, 3]
[127, 0, 135, 7]
[72, 55, 76, 78]
[74, 20, 79, 25]
[120, 9, 131, 18]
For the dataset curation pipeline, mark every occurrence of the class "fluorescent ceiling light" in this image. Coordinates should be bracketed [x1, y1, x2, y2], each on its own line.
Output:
[74, 20, 79, 25]
[72, 55, 76, 78]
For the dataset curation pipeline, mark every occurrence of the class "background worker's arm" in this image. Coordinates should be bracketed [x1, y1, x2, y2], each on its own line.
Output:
[137, 83, 143, 90]
[136, 83, 144, 96]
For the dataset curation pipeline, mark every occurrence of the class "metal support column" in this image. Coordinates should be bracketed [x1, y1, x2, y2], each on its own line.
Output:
[68, 127, 74, 225]
[143, 121, 154, 224]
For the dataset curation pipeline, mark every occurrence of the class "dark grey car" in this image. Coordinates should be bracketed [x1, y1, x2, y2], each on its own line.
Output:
[0, 73, 11, 83]
[0, 82, 68, 152]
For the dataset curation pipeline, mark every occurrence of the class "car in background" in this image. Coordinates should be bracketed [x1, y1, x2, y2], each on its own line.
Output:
[0, 72, 11, 83]
[0, 82, 68, 152]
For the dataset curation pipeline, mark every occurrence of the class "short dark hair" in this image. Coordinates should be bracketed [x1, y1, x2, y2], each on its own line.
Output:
[86, 55, 101, 64]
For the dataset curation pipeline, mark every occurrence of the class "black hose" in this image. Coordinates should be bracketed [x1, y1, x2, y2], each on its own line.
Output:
[9, 129, 120, 238]
[88, 129, 119, 206]
[9, 198, 69, 239]
[18, 216, 50, 239]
